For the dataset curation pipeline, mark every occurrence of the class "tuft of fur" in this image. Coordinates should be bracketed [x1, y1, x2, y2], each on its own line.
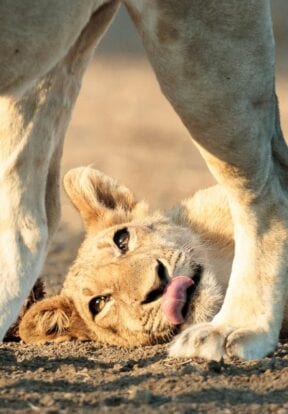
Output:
[19, 295, 91, 344]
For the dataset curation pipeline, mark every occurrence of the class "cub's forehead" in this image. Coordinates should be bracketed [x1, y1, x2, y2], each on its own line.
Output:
[81, 218, 194, 257]
[92, 216, 174, 240]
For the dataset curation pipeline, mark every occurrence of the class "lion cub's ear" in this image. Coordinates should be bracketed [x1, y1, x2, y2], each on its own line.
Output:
[63, 167, 141, 231]
[19, 296, 91, 344]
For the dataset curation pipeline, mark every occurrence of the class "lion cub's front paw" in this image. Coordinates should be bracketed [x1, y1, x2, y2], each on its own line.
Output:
[169, 323, 277, 361]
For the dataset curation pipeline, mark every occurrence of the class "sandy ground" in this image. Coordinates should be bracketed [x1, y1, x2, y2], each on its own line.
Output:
[1, 42, 288, 413]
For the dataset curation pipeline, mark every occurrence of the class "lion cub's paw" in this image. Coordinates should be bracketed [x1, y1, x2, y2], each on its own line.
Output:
[169, 323, 277, 361]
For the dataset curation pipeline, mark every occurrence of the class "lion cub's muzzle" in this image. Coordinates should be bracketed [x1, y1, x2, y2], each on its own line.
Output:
[141, 259, 203, 325]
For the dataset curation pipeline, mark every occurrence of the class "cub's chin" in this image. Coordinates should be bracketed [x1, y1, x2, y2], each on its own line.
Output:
[182, 269, 223, 328]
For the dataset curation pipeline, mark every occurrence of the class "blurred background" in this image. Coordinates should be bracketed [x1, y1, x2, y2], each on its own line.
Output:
[43, 1, 288, 294]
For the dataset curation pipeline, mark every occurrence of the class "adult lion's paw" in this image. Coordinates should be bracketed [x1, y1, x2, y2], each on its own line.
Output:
[169, 323, 231, 361]
[225, 328, 276, 360]
[169, 323, 277, 361]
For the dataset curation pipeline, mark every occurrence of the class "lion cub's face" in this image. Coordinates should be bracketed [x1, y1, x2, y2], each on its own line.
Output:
[19, 168, 222, 346]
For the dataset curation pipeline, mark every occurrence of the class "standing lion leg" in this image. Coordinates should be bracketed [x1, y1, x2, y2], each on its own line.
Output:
[0, 92, 55, 340]
[0, 1, 119, 340]
[125, 0, 288, 359]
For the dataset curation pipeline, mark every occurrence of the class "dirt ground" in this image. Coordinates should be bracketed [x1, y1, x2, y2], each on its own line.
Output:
[1, 9, 288, 413]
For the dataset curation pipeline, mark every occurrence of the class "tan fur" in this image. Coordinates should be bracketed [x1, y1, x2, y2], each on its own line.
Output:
[20, 295, 90, 343]
[1, 0, 287, 361]
[19, 168, 224, 345]
[19, 168, 288, 349]
[20, 169, 288, 350]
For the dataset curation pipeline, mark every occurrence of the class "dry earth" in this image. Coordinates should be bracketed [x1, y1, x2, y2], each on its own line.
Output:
[1, 5, 288, 412]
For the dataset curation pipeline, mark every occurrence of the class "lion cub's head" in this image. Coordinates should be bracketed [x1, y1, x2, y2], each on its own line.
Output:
[19, 167, 222, 346]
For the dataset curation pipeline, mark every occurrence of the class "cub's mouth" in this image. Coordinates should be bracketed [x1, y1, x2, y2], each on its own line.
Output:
[162, 264, 203, 325]
[181, 265, 202, 321]
[140, 261, 202, 325]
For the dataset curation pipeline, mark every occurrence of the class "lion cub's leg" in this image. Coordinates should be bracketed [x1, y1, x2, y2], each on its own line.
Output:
[125, 0, 288, 359]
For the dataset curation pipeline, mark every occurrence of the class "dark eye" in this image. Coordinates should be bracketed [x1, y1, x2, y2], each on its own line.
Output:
[89, 295, 111, 318]
[113, 227, 130, 253]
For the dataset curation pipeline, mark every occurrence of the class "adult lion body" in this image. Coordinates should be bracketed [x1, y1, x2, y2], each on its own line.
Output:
[0, 1, 287, 360]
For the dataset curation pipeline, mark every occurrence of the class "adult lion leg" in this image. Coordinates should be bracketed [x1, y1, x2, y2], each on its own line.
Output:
[0, 92, 56, 340]
[45, 0, 120, 241]
[0, 1, 120, 340]
[125, 0, 288, 359]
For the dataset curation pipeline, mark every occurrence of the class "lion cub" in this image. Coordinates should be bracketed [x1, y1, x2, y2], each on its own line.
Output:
[19, 167, 288, 354]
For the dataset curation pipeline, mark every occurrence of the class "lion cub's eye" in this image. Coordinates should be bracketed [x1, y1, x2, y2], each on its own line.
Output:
[89, 295, 111, 317]
[113, 227, 130, 253]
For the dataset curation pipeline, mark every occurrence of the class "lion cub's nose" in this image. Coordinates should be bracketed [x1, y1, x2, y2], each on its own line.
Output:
[156, 259, 169, 284]
[141, 260, 169, 305]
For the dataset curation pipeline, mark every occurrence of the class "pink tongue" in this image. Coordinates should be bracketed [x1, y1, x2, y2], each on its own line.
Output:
[162, 276, 194, 325]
